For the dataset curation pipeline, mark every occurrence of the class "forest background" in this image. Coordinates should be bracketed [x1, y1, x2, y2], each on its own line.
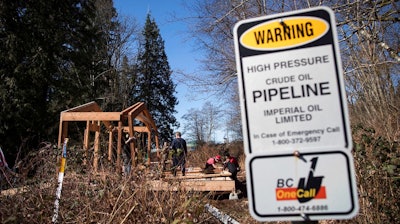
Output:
[0, 0, 399, 223]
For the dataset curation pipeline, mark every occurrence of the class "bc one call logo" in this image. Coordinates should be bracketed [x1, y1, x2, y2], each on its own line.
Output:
[276, 157, 326, 203]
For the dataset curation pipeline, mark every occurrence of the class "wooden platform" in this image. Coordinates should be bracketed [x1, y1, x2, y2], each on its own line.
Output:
[149, 167, 235, 192]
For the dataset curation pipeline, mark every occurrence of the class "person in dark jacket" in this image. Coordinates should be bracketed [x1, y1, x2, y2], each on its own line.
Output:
[170, 132, 187, 176]
[223, 152, 240, 180]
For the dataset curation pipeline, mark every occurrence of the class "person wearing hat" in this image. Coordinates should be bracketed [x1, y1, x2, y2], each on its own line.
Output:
[223, 152, 240, 180]
[204, 155, 222, 173]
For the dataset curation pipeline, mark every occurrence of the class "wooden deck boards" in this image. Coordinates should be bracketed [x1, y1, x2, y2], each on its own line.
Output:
[149, 167, 235, 192]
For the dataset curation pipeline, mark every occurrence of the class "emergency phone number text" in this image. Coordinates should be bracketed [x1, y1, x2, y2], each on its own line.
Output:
[272, 136, 321, 145]
[277, 204, 328, 213]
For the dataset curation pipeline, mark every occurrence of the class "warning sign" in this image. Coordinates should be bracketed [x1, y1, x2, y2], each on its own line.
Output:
[234, 6, 352, 154]
[240, 16, 329, 50]
[246, 149, 359, 222]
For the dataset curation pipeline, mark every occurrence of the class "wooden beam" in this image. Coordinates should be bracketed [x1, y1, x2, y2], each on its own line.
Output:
[132, 126, 149, 132]
[120, 102, 142, 115]
[148, 180, 235, 192]
[108, 131, 113, 161]
[61, 101, 114, 131]
[147, 131, 151, 165]
[127, 103, 146, 120]
[83, 121, 90, 166]
[61, 112, 121, 121]
[88, 122, 100, 132]
[93, 121, 100, 172]
[113, 126, 149, 133]
[164, 172, 233, 180]
[180, 180, 235, 192]
[58, 121, 68, 148]
[117, 121, 122, 173]
[130, 140, 136, 169]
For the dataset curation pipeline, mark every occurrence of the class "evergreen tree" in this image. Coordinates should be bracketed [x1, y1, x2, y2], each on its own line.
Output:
[134, 14, 178, 142]
[92, 0, 123, 112]
[120, 56, 138, 110]
[0, 0, 110, 163]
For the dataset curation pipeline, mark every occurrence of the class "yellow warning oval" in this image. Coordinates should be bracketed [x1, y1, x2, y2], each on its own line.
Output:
[240, 16, 329, 51]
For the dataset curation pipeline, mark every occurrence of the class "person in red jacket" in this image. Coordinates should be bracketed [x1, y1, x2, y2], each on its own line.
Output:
[204, 155, 221, 173]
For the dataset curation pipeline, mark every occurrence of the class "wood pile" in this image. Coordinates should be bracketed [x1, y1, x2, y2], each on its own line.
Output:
[149, 167, 236, 192]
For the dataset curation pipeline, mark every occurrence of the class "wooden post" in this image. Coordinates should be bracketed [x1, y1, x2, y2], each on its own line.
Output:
[147, 131, 151, 165]
[117, 121, 122, 173]
[83, 121, 90, 166]
[155, 134, 160, 158]
[127, 114, 136, 167]
[93, 121, 100, 171]
[58, 120, 68, 148]
[129, 135, 136, 168]
[108, 131, 113, 161]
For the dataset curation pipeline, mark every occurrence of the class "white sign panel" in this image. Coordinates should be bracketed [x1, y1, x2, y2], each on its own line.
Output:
[233, 6, 352, 154]
[246, 149, 359, 222]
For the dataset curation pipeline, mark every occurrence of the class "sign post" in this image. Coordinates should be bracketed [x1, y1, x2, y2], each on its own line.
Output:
[247, 149, 358, 222]
[233, 6, 358, 222]
[234, 6, 352, 154]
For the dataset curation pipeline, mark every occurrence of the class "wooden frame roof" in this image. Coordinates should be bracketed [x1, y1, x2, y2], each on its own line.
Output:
[58, 101, 159, 171]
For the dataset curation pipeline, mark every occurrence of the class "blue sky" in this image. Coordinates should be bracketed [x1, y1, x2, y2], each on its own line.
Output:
[113, 1, 225, 142]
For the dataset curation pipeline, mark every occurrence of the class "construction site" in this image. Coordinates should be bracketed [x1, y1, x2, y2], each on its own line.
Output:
[0, 101, 246, 223]
[57, 101, 239, 195]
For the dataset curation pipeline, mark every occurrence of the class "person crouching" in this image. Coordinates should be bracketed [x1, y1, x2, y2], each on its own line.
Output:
[204, 155, 221, 174]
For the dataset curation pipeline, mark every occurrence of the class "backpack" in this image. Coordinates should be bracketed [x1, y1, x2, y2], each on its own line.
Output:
[169, 139, 184, 157]
[175, 139, 184, 156]
[176, 148, 183, 156]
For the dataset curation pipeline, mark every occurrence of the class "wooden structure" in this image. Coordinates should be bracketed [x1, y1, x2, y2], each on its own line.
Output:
[57, 101, 236, 193]
[151, 167, 236, 192]
[58, 101, 159, 171]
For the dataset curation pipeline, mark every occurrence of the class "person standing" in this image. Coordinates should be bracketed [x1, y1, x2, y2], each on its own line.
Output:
[170, 132, 187, 176]
[122, 134, 135, 175]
